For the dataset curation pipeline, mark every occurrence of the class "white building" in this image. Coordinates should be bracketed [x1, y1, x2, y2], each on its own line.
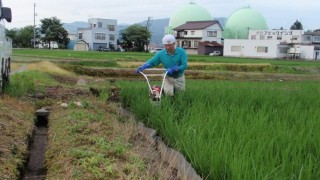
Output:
[77, 18, 117, 51]
[224, 30, 320, 60]
[302, 32, 320, 60]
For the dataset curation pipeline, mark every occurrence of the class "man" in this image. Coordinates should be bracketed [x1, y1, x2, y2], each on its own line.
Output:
[136, 34, 188, 96]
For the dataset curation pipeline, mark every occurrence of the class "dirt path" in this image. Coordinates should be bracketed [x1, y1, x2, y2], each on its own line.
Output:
[11, 64, 28, 75]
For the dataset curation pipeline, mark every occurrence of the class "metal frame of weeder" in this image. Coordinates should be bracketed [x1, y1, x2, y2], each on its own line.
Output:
[138, 68, 167, 102]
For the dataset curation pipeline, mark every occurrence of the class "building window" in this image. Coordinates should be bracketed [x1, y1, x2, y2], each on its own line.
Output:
[251, 35, 256, 39]
[257, 46, 268, 53]
[182, 41, 186, 47]
[279, 47, 288, 54]
[292, 35, 299, 40]
[108, 25, 115, 31]
[78, 33, 83, 39]
[231, 46, 241, 52]
[207, 31, 217, 37]
[178, 32, 185, 37]
[184, 31, 188, 35]
[98, 22, 102, 27]
[304, 35, 312, 41]
[313, 36, 320, 43]
[182, 41, 191, 48]
[191, 31, 195, 35]
[95, 33, 106, 40]
[109, 34, 115, 41]
[187, 41, 191, 47]
[194, 41, 198, 48]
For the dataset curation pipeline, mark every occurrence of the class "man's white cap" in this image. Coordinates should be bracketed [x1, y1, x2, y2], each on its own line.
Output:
[162, 34, 176, 45]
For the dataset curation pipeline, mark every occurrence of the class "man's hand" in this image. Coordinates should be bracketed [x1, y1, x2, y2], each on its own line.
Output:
[167, 65, 179, 75]
[136, 63, 151, 73]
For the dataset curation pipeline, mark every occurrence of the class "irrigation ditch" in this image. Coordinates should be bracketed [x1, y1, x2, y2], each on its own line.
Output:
[20, 108, 50, 180]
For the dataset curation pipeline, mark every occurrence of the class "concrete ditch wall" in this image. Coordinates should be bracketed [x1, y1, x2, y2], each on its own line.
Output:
[116, 107, 203, 180]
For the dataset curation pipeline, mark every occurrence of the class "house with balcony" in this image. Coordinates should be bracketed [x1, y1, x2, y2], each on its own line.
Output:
[301, 31, 320, 60]
[77, 18, 117, 51]
[172, 20, 223, 55]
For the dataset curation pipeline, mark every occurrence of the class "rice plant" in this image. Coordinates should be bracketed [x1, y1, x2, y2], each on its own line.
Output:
[119, 80, 320, 180]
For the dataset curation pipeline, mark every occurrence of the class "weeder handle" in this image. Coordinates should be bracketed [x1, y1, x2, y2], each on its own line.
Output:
[139, 69, 167, 101]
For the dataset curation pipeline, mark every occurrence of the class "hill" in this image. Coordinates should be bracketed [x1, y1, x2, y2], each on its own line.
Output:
[63, 21, 88, 33]
[136, 18, 169, 47]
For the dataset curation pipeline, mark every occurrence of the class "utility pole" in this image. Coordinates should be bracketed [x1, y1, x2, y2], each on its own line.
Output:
[33, 3, 36, 48]
[146, 17, 152, 52]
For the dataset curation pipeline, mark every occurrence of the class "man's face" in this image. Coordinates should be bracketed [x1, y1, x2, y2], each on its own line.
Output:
[164, 43, 175, 53]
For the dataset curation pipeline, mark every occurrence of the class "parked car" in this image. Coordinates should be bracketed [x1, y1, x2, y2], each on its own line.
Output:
[150, 48, 163, 53]
[209, 51, 221, 56]
[98, 46, 110, 52]
[117, 47, 125, 52]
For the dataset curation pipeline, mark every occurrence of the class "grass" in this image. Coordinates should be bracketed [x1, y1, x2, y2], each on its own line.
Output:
[26, 61, 75, 75]
[45, 97, 143, 179]
[119, 79, 320, 179]
[12, 48, 320, 65]
[44, 93, 168, 179]
[0, 95, 35, 179]
[13, 49, 152, 62]
[1, 60, 173, 179]
[12, 49, 320, 75]
[5, 71, 57, 97]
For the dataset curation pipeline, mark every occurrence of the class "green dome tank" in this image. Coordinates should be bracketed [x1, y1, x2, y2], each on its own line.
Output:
[224, 7, 268, 39]
[166, 2, 212, 34]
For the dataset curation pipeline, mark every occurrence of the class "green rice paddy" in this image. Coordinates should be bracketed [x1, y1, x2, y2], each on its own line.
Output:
[119, 80, 320, 179]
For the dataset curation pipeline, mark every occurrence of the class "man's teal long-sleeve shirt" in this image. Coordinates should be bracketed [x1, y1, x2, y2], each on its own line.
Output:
[146, 47, 188, 77]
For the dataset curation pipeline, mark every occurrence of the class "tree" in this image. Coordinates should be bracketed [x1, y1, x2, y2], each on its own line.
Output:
[40, 17, 69, 49]
[17, 26, 36, 48]
[290, 20, 303, 30]
[6, 26, 40, 48]
[6, 28, 17, 47]
[120, 24, 151, 52]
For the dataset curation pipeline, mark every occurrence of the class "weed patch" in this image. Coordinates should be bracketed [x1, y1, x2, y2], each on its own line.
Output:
[0, 96, 34, 179]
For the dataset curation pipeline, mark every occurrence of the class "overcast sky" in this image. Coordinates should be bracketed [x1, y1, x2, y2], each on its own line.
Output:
[3, 0, 319, 30]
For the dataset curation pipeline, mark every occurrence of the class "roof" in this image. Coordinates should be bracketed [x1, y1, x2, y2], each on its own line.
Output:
[173, 20, 222, 31]
[304, 31, 320, 36]
[199, 41, 223, 47]
[67, 40, 88, 49]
